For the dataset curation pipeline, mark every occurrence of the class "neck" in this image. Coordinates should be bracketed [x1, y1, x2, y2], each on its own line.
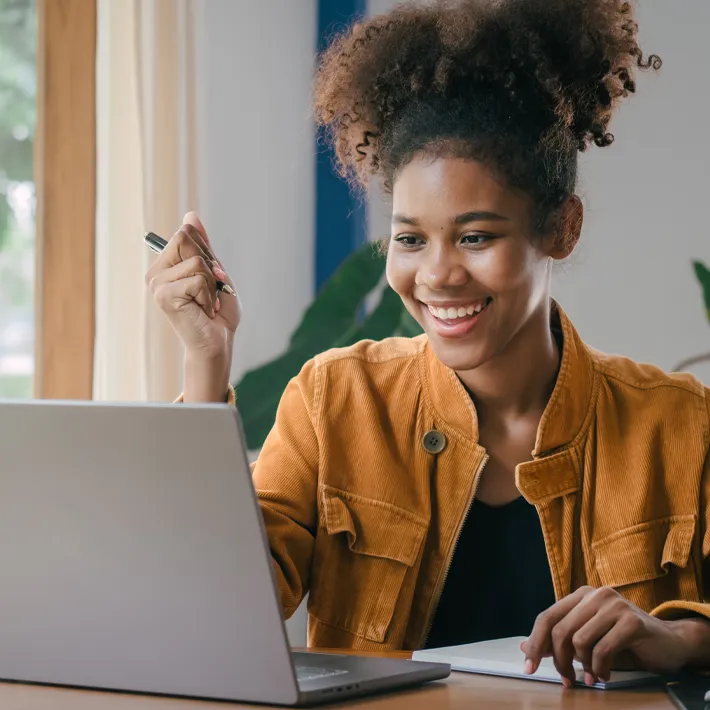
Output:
[456, 302, 561, 421]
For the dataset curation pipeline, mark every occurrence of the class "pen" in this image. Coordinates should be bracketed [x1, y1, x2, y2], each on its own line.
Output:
[144, 231, 236, 296]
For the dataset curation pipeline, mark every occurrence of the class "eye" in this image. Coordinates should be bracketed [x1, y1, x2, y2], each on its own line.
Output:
[461, 233, 493, 246]
[393, 234, 424, 247]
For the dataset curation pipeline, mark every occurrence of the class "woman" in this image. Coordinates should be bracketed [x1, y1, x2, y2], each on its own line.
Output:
[146, 0, 710, 688]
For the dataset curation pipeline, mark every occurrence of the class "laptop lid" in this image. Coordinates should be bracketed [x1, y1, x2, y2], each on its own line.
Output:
[0, 400, 299, 704]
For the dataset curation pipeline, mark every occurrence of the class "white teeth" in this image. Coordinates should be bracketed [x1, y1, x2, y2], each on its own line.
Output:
[428, 302, 487, 321]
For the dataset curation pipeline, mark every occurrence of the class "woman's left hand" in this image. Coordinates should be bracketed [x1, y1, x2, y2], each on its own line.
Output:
[520, 586, 710, 687]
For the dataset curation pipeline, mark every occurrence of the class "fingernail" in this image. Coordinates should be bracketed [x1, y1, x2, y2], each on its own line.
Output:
[214, 298, 221, 312]
[213, 266, 227, 280]
[523, 659, 535, 675]
[584, 672, 595, 687]
[562, 677, 574, 689]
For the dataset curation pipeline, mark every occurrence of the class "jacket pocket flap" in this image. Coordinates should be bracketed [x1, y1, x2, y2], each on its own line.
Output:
[321, 486, 428, 567]
[592, 515, 696, 588]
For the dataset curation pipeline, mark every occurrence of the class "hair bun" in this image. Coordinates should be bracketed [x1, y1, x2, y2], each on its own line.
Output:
[314, 0, 660, 192]
[459, 0, 662, 150]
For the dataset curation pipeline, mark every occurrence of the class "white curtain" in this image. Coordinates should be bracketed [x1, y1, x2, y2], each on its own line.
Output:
[94, 0, 198, 401]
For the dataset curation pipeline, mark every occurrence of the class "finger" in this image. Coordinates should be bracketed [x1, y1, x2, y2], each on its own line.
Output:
[149, 254, 217, 312]
[549, 588, 621, 682]
[549, 593, 603, 685]
[522, 587, 594, 671]
[572, 606, 618, 667]
[182, 274, 216, 318]
[183, 211, 214, 253]
[180, 222, 217, 264]
[190, 242, 235, 293]
[591, 615, 643, 682]
[212, 263, 232, 287]
[145, 226, 210, 280]
[180, 223, 234, 291]
[570, 611, 618, 682]
[153, 273, 216, 319]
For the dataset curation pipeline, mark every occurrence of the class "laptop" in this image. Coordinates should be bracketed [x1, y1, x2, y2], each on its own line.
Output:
[0, 399, 449, 705]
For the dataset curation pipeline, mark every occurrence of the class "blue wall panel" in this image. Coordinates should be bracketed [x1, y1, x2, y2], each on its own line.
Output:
[315, 0, 367, 291]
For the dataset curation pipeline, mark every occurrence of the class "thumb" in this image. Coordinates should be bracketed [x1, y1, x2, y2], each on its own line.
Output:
[183, 211, 211, 248]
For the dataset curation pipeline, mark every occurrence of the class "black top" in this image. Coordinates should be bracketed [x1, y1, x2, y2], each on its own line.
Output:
[424, 495, 556, 649]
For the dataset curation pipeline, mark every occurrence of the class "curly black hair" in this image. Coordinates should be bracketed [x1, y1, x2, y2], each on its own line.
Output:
[314, 0, 661, 230]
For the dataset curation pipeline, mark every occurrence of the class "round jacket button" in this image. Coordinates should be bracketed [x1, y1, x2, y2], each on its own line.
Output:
[422, 430, 447, 454]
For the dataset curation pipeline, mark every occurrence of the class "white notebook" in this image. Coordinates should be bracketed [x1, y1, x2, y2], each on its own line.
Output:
[412, 637, 659, 690]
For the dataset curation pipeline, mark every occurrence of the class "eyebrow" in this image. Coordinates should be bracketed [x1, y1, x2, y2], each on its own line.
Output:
[391, 211, 510, 226]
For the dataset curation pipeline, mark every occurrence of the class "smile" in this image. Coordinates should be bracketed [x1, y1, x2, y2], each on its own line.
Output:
[426, 298, 489, 321]
[422, 297, 492, 338]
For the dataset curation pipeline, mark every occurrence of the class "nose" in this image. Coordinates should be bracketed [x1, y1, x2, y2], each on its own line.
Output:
[415, 245, 468, 290]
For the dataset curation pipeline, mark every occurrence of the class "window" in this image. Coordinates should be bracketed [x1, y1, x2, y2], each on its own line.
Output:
[0, 0, 36, 398]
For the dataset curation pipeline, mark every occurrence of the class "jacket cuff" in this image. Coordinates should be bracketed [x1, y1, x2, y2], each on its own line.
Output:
[173, 383, 236, 406]
[651, 600, 710, 622]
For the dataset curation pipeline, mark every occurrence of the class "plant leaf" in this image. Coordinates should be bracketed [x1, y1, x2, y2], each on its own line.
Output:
[288, 243, 386, 350]
[235, 341, 317, 450]
[236, 243, 388, 449]
[332, 286, 405, 348]
[693, 260, 710, 324]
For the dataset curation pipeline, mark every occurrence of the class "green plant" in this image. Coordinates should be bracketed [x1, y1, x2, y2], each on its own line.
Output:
[234, 243, 422, 449]
[694, 261, 710, 324]
[674, 260, 710, 373]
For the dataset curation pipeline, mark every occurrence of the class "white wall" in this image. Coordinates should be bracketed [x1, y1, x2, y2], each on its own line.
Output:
[194, 0, 318, 384]
[556, 0, 710, 381]
[367, 0, 710, 382]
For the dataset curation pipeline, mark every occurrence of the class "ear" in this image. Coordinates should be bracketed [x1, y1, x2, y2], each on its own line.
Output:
[547, 195, 583, 260]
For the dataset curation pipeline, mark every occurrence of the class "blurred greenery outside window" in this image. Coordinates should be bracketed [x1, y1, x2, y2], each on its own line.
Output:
[0, 0, 35, 398]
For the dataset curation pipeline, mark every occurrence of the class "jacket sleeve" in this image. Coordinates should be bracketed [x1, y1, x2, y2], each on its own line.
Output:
[251, 360, 320, 619]
[651, 386, 710, 622]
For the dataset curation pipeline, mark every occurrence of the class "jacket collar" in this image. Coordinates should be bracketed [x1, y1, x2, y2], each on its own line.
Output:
[421, 301, 595, 457]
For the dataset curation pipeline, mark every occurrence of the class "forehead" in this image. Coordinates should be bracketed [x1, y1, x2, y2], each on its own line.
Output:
[392, 155, 531, 222]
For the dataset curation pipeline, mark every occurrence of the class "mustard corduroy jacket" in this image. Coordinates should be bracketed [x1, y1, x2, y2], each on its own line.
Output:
[250, 303, 710, 651]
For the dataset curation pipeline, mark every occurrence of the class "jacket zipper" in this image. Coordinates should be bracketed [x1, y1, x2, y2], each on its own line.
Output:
[420, 452, 489, 648]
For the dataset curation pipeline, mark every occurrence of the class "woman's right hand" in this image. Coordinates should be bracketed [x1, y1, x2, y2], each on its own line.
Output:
[145, 212, 242, 400]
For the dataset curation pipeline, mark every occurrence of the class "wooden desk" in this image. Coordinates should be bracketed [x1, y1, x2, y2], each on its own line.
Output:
[0, 650, 677, 709]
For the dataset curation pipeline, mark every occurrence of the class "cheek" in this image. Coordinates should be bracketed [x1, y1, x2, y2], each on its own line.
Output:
[478, 241, 541, 292]
[385, 251, 416, 298]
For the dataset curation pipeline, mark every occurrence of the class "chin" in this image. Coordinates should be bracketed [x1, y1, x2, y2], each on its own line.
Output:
[410, 297, 497, 372]
[426, 338, 493, 373]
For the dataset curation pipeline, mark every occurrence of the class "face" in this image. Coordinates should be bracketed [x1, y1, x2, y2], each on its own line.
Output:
[386, 155, 576, 373]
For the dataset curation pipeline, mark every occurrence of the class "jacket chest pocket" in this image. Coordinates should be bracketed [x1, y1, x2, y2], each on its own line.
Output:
[591, 515, 700, 609]
[308, 485, 428, 644]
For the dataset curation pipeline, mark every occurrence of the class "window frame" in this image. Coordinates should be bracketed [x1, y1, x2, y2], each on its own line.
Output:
[34, 0, 97, 399]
